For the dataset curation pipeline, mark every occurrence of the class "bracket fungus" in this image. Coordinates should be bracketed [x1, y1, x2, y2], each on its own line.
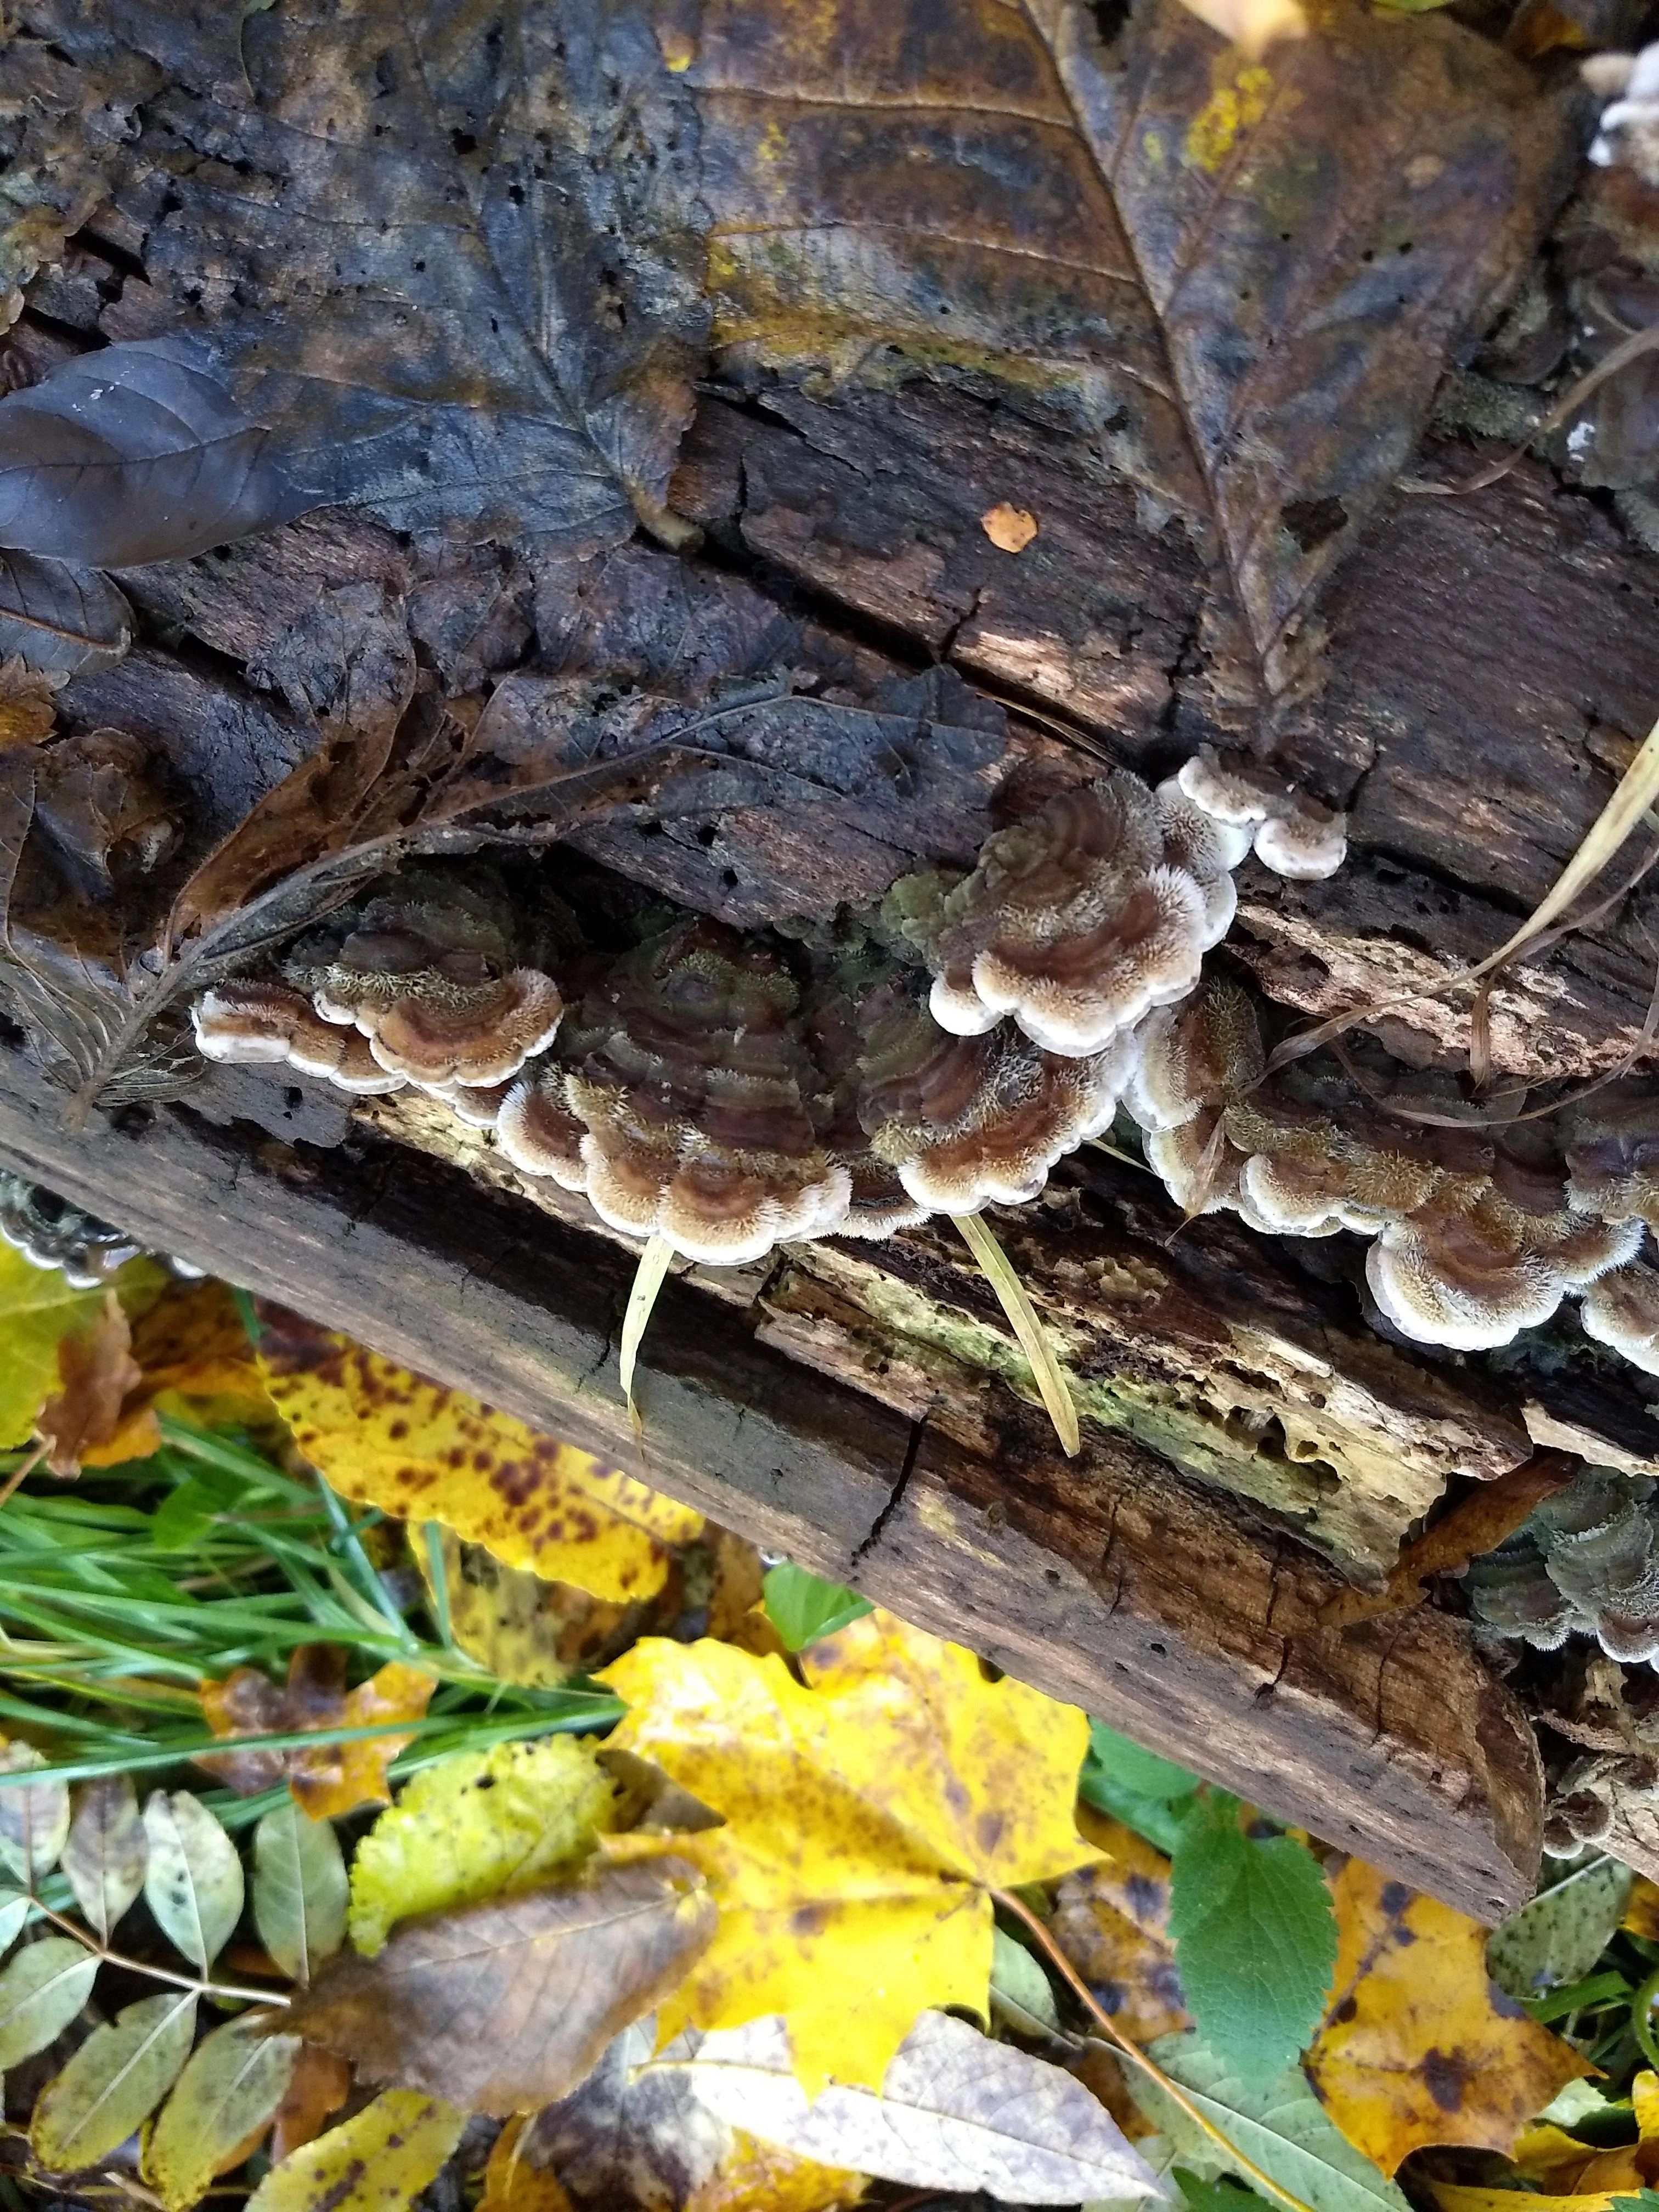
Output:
[192, 981, 409, 1096]
[1176, 747, 1348, 881]
[281, 878, 563, 1092]
[0, 1173, 141, 1289]
[1586, 44, 1659, 186]
[1469, 1466, 1659, 1665]
[885, 771, 1228, 1057]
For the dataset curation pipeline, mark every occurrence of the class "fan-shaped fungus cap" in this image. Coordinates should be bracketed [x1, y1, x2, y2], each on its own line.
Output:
[1582, 1259, 1659, 1375]
[1465, 1537, 1576, 1650]
[351, 967, 564, 1090]
[427, 1076, 517, 1130]
[887, 774, 1215, 1056]
[1176, 748, 1347, 881]
[1530, 1466, 1659, 1664]
[1566, 1090, 1659, 1227]
[0, 1173, 141, 1289]
[495, 1067, 590, 1189]
[1154, 779, 1251, 943]
[1253, 802, 1348, 882]
[1588, 42, 1659, 181]
[1126, 976, 1265, 1132]
[799, 969, 930, 1240]
[192, 982, 408, 1095]
[565, 919, 851, 1266]
[856, 979, 1131, 1213]
[1365, 1188, 1640, 1351]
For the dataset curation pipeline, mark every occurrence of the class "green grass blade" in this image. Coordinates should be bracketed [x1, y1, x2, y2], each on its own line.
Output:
[951, 1211, 1080, 1456]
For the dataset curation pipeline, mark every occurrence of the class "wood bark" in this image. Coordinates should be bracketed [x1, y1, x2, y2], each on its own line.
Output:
[10, 371, 1659, 1922]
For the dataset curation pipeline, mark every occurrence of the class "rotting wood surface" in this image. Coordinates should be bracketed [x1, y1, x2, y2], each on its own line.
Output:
[9, 360, 1658, 1912]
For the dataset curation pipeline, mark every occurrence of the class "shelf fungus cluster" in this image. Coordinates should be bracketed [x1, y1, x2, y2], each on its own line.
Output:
[1124, 976, 1659, 1369]
[1468, 1465, 1659, 1664]
[192, 752, 1344, 1269]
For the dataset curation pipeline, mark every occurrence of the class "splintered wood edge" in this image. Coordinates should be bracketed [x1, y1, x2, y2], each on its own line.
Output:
[0, 1045, 1541, 1917]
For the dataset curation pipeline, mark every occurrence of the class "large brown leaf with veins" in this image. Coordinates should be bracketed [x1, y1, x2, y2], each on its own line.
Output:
[668, 0, 1562, 702]
[284, 1858, 717, 2116]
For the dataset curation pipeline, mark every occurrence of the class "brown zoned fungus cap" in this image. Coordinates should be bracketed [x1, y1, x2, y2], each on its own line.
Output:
[1588, 44, 1659, 185]
[1581, 1258, 1659, 1375]
[885, 771, 1222, 1057]
[1566, 1086, 1659, 1228]
[192, 982, 408, 1095]
[495, 1069, 590, 1192]
[562, 919, 850, 1266]
[1176, 747, 1347, 881]
[1365, 1186, 1640, 1352]
[285, 878, 564, 1090]
[1124, 977, 1264, 1220]
[855, 977, 1132, 1214]
[799, 973, 929, 1239]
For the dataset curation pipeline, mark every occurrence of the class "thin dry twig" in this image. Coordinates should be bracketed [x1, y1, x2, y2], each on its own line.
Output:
[26, 1894, 291, 2011]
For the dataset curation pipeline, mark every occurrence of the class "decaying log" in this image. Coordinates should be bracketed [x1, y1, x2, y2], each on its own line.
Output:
[0, 1040, 1542, 1921]
[13, 353, 1659, 1922]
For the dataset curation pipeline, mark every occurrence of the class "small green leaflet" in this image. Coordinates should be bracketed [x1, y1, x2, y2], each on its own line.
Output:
[1487, 1856, 1634, 2000]
[1176, 2171, 1277, 2212]
[1169, 1792, 1336, 2085]
[762, 1562, 873, 1652]
[1081, 1721, 1200, 1854]
[1136, 2032, 1411, 2212]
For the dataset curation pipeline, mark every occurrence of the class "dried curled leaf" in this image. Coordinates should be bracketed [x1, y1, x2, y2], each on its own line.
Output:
[37, 1289, 143, 1477]
[286, 1858, 718, 2116]
[658, 2008, 1166, 2203]
[198, 1645, 436, 1819]
[0, 554, 131, 681]
[672, 0, 1560, 697]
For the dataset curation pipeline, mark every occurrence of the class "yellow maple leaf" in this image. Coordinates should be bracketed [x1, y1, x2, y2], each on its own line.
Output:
[1305, 1860, 1592, 2176]
[256, 1308, 701, 1601]
[597, 1610, 1098, 2095]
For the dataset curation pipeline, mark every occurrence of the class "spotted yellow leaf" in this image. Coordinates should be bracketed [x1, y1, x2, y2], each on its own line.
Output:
[246, 2090, 465, 2212]
[348, 1735, 616, 1955]
[0, 1245, 163, 1452]
[599, 1609, 1099, 2094]
[85, 1279, 274, 1467]
[1305, 1861, 1590, 2176]
[256, 1308, 701, 1601]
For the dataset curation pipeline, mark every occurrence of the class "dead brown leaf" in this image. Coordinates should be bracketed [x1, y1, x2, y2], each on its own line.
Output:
[267, 2044, 353, 2168]
[37, 1289, 145, 1476]
[196, 1644, 436, 1818]
[0, 657, 61, 752]
[285, 1858, 718, 2116]
[1050, 1812, 1190, 2045]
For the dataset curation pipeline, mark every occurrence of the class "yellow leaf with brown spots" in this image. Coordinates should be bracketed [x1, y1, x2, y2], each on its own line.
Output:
[255, 1306, 701, 1602]
[598, 1610, 1099, 2096]
[1050, 1812, 1190, 2044]
[1430, 2191, 1643, 2212]
[1627, 1875, 1659, 1940]
[1303, 1860, 1591, 2176]
[198, 1644, 436, 1819]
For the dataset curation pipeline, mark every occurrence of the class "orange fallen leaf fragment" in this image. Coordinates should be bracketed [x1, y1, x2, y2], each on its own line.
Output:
[38, 1291, 146, 1475]
[256, 1305, 701, 1602]
[267, 2045, 353, 2168]
[85, 1279, 274, 1467]
[1304, 1860, 1591, 2176]
[479, 2117, 576, 2212]
[198, 1644, 436, 1818]
[980, 503, 1038, 553]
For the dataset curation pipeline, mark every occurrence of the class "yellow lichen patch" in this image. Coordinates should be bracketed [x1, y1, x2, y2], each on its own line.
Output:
[256, 1314, 701, 1602]
[1184, 66, 1276, 172]
[597, 1610, 1099, 2095]
[1304, 1860, 1590, 2175]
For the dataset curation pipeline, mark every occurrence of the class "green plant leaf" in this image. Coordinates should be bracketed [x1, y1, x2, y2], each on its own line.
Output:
[0, 1892, 29, 1962]
[245, 2091, 466, 2212]
[143, 2013, 302, 2212]
[1488, 1857, 1634, 2001]
[62, 1775, 148, 1942]
[348, 1735, 614, 1956]
[253, 1802, 347, 1985]
[0, 1937, 99, 2067]
[1170, 1796, 1336, 2084]
[762, 1563, 873, 1652]
[1135, 2032, 1410, 2212]
[143, 1791, 244, 1970]
[991, 1924, 1060, 2034]
[31, 1990, 197, 2171]
[0, 1741, 71, 1881]
[1176, 2171, 1278, 2212]
[1087, 1724, 1201, 1804]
